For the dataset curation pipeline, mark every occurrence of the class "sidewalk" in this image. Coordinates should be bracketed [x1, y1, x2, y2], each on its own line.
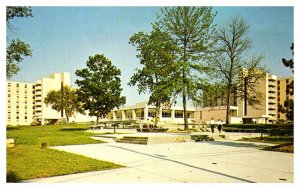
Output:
[27, 140, 294, 183]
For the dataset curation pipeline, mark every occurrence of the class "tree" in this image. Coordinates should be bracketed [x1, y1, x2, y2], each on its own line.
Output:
[157, 7, 216, 130]
[6, 6, 33, 79]
[213, 17, 266, 124]
[128, 25, 177, 126]
[44, 86, 84, 124]
[278, 43, 294, 121]
[75, 54, 126, 124]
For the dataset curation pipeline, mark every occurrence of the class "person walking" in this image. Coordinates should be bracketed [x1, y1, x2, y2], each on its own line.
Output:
[210, 118, 215, 133]
[217, 119, 223, 133]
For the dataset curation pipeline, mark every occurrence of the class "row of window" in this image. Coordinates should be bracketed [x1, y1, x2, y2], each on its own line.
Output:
[7, 116, 28, 120]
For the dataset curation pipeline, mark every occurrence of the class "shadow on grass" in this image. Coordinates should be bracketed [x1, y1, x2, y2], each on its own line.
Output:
[7, 171, 22, 183]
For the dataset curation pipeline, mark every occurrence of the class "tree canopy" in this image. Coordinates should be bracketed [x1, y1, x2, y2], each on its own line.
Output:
[157, 6, 216, 130]
[6, 6, 33, 79]
[44, 85, 84, 124]
[128, 25, 177, 125]
[278, 43, 294, 121]
[75, 54, 126, 123]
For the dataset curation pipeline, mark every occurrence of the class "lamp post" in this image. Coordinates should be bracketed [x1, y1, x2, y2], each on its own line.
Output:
[243, 69, 249, 116]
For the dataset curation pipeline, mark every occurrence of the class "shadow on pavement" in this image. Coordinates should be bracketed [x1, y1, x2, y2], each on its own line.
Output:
[207, 141, 272, 149]
[108, 144, 255, 183]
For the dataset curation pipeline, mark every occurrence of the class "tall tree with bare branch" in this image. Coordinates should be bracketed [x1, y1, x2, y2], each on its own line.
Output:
[213, 17, 267, 124]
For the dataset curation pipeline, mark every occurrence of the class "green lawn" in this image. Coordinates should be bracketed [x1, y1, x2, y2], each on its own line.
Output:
[7, 125, 123, 182]
[239, 135, 294, 153]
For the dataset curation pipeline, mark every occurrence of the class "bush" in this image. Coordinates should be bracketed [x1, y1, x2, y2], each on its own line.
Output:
[60, 127, 87, 131]
[6, 126, 20, 131]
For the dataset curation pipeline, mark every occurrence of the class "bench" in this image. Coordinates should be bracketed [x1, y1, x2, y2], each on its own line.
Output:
[89, 125, 105, 130]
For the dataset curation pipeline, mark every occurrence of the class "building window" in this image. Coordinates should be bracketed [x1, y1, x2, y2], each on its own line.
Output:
[8, 94, 11, 97]
[200, 111, 202, 120]
[25, 116, 27, 119]
[8, 82, 11, 87]
[16, 116, 19, 119]
[16, 83, 19, 87]
[8, 117, 11, 120]
[175, 110, 183, 118]
[25, 84, 27, 88]
[16, 105, 19, 109]
[162, 110, 171, 118]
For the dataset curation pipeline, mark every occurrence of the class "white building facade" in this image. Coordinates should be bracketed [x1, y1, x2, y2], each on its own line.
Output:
[7, 72, 95, 126]
[107, 101, 195, 124]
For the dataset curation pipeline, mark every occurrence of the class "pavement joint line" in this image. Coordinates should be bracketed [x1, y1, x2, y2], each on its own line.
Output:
[129, 166, 186, 183]
[107, 144, 256, 183]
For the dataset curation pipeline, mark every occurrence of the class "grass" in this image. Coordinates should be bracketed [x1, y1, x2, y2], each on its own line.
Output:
[7, 124, 123, 182]
[238, 135, 294, 153]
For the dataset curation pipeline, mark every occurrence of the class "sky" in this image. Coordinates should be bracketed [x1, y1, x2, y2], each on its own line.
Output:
[6, 6, 294, 106]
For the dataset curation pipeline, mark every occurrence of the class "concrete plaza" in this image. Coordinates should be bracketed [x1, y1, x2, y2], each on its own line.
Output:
[27, 134, 294, 183]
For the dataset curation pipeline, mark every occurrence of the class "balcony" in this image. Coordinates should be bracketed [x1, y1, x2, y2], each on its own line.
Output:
[268, 87, 276, 92]
[268, 93, 276, 98]
[268, 111, 276, 115]
[268, 99, 276, 104]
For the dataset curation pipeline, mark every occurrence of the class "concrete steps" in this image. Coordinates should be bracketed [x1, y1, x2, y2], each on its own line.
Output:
[115, 135, 193, 145]
[116, 136, 148, 145]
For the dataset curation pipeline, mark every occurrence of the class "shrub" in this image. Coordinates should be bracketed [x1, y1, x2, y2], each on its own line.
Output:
[60, 127, 87, 131]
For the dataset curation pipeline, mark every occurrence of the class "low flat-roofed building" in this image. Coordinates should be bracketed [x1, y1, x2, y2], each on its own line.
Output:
[107, 101, 195, 124]
[194, 106, 241, 124]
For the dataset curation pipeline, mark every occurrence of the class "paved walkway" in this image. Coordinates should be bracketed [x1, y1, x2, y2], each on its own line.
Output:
[27, 140, 294, 183]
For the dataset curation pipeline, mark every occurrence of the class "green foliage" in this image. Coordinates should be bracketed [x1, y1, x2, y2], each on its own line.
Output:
[44, 86, 84, 124]
[129, 25, 177, 122]
[157, 7, 216, 130]
[75, 54, 126, 123]
[6, 6, 32, 23]
[6, 6, 33, 79]
[278, 99, 294, 121]
[281, 43, 294, 73]
[278, 43, 294, 121]
[60, 127, 87, 131]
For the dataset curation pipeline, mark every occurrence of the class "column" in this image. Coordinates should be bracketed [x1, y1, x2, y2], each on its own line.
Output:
[144, 107, 148, 121]
[122, 110, 126, 120]
[132, 109, 136, 120]
[159, 107, 162, 119]
[112, 111, 116, 120]
[171, 109, 175, 120]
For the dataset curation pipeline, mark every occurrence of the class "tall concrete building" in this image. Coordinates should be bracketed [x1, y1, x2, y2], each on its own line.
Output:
[237, 73, 277, 124]
[194, 73, 292, 124]
[7, 81, 34, 125]
[33, 72, 70, 125]
[6, 72, 95, 126]
[277, 76, 294, 122]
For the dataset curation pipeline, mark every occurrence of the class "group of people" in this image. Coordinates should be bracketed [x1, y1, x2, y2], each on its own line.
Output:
[210, 118, 223, 133]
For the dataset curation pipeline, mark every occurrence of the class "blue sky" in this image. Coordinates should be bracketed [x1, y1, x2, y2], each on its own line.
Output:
[7, 6, 294, 106]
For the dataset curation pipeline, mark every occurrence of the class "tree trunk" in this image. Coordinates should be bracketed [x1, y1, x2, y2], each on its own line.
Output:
[96, 116, 99, 125]
[225, 87, 231, 125]
[66, 115, 69, 125]
[183, 91, 188, 130]
[155, 102, 160, 127]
